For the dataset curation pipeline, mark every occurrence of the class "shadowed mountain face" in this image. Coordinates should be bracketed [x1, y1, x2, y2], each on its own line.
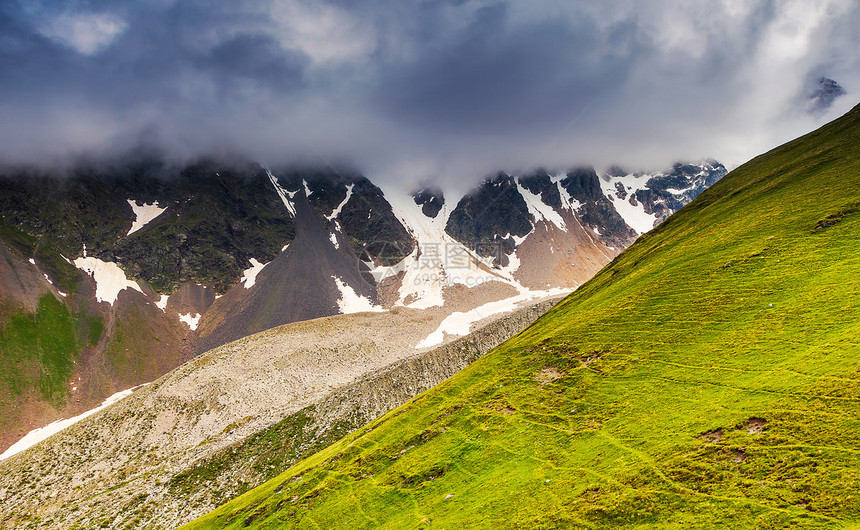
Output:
[0, 160, 295, 294]
[445, 172, 534, 259]
[196, 186, 378, 352]
[0, 156, 722, 453]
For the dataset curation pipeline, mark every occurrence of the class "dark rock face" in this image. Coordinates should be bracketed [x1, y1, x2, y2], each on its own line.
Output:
[0, 169, 139, 264]
[0, 160, 417, 294]
[560, 167, 636, 245]
[445, 172, 533, 257]
[633, 161, 727, 224]
[337, 179, 414, 266]
[276, 168, 414, 266]
[113, 162, 295, 294]
[290, 167, 362, 219]
[412, 186, 445, 218]
[519, 170, 561, 209]
[559, 167, 605, 202]
[0, 160, 295, 294]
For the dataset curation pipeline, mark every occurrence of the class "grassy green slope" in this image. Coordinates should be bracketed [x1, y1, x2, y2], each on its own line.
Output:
[186, 104, 860, 529]
[0, 294, 99, 427]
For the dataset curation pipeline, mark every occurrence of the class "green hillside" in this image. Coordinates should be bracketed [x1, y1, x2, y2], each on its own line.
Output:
[185, 103, 860, 529]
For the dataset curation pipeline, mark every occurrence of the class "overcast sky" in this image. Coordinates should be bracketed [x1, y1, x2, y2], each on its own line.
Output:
[1, 0, 857, 189]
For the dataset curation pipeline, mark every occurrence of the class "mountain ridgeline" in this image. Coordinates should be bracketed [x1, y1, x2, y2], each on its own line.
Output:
[0, 156, 723, 451]
[184, 103, 860, 528]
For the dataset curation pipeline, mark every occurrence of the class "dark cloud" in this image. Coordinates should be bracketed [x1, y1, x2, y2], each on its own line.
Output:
[0, 0, 858, 188]
[376, 4, 647, 133]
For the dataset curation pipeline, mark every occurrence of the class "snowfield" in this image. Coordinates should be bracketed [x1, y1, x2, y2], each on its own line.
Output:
[73, 256, 143, 305]
[126, 199, 167, 236]
[598, 172, 659, 234]
[332, 276, 383, 314]
[382, 187, 518, 309]
[241, 258, 268, 289]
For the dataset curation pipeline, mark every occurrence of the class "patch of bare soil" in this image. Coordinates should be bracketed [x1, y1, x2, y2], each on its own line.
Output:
[739, 417, 768, 434]
[535, 366, 564, 384]
[699, 428, 724, 443]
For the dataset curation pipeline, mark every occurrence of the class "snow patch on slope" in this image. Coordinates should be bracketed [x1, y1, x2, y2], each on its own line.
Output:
[0, 384, 148, 461]
[155, 294, 169, 311]
[516, 182, 567, 231]
[73, 257, 143, 305]
[416, 287, 569, 348]
[326, 184, 354, 221]
[267, 168, 297, 217]
[556, 181, 582, 211]
[332, 276, 383, 314]
[126, 200, 166, 236]
[241, 258, 267, 289]
[329, 222, 343, 250]
[178, 313, 201, 330]
[598, 173, 658, 234]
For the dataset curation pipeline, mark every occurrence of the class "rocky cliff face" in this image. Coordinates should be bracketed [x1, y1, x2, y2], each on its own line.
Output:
[445, 172, 534, 260]
[620, 161, 727, 225]
[0, 159, 295, 294]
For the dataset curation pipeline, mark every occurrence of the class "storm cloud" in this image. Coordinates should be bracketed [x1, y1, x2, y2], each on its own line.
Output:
[0, 0, 857, 189]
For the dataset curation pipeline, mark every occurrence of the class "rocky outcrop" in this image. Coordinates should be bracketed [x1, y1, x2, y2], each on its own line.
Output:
[445, 172, 533, 259]
[560, 167, 636, 247]
[631, 161, 727, 224]
[284, 168, 415, 266]
[411, 186, 445, 218]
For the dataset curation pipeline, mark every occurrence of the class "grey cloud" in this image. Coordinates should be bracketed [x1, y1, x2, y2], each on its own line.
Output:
[375, 4, 648, 133]
[0, 0, 858, 187]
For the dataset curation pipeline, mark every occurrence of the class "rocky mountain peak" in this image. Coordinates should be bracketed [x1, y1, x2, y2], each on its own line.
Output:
[810, 77, 846, 113]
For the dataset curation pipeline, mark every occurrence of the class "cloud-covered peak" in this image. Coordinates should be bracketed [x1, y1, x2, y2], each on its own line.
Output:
[809, 77, 847, 113]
